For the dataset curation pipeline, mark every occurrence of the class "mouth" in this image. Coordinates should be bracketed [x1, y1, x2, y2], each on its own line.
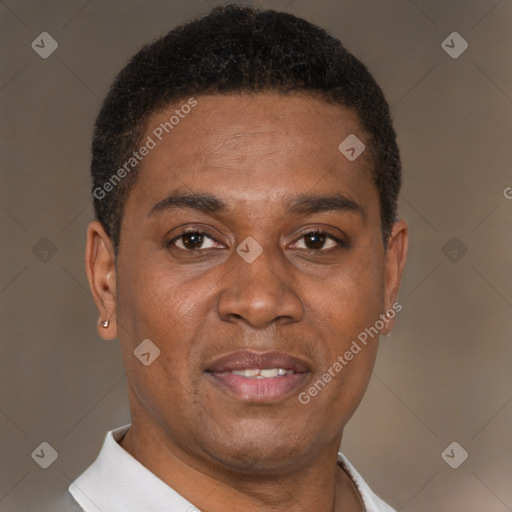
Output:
[205, 350, 311, 403]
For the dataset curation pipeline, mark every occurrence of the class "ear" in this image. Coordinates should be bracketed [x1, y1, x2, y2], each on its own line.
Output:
[85, 220, 118, 340]
[381, 218, 408, 335]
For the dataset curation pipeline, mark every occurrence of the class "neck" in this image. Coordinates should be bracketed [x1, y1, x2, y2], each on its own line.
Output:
[120, 418, 364, 512]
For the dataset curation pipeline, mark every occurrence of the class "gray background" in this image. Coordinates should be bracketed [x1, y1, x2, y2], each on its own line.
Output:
[1, 0, 511, 510]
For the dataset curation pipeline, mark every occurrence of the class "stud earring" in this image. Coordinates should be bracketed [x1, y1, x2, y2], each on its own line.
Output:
[99, 319, 109, 328]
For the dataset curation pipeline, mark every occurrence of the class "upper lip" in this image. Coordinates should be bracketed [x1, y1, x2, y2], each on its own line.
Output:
[206, 350, 311, 373]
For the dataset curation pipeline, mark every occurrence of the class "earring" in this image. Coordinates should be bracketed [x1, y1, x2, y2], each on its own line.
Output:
[99, 319, 109, 328]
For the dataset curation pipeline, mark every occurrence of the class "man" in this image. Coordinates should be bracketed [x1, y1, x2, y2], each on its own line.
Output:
[70, 5, 408, 511]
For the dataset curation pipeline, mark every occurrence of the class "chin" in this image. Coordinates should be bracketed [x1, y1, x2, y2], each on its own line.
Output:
[198, 424, 311, 475]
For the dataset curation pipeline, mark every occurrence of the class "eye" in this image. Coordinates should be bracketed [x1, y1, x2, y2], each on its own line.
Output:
[170, 231, 221, 250]
[292, 231, 343, 251]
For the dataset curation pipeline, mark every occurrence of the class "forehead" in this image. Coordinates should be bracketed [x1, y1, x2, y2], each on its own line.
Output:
[127, 93, 377, 214]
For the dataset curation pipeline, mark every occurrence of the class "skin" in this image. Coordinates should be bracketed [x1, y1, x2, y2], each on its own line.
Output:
[85, 93, 408, 512]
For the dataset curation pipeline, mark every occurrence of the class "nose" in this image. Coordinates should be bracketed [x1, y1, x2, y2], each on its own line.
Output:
[216, 243, 304, 329]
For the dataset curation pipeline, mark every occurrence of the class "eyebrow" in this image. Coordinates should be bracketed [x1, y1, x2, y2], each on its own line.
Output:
[147, 192, 364, 218]
[148, 193, 229, 217]
[288, 193, 365, 217]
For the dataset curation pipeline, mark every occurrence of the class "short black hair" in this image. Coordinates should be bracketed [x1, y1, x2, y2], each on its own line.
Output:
[91, 4, 401, 251]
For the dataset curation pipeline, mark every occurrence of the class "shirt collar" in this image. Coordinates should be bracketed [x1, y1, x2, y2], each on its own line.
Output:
[69, 424, 196, 512]
[69, 424, 395, 512]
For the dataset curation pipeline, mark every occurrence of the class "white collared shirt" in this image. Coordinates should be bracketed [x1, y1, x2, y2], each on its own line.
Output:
[69, 424, 396, 512]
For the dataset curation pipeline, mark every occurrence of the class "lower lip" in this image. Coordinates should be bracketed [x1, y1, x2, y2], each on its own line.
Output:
[208, 372, 308, 402]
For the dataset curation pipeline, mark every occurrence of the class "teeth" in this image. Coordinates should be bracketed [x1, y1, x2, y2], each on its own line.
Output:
[230, 368, 293, 379]
[259, 368, 279, 378]
[232, 369, 260, 377]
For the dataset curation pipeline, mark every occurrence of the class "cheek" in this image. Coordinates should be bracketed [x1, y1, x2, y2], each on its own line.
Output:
[300, 250, 384, 408]
[117, 253, 213, 341]
[115, 257, 220, 405]
[311, 249, 385, 335]
[115, 260, 209, 423]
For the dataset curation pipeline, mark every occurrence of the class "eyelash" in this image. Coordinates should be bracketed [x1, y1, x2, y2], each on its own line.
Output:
[168, 229, 348, 252]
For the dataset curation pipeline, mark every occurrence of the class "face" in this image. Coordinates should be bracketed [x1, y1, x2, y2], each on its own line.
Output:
[86, 93, 408, 475]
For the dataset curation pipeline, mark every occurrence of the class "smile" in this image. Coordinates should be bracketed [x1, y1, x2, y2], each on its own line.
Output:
[206, 351, 311, 402]
[230, 368, 295, 378]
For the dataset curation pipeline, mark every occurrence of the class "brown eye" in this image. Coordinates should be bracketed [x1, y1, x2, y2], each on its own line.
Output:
[305, 232, 326, 250]
[295, 231, 338, 251]
[171, 232, 218, 250]
[182, 232, 204, 249]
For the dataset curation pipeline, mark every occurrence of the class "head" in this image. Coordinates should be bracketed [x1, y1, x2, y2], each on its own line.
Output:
[86, 5, 407, 474]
